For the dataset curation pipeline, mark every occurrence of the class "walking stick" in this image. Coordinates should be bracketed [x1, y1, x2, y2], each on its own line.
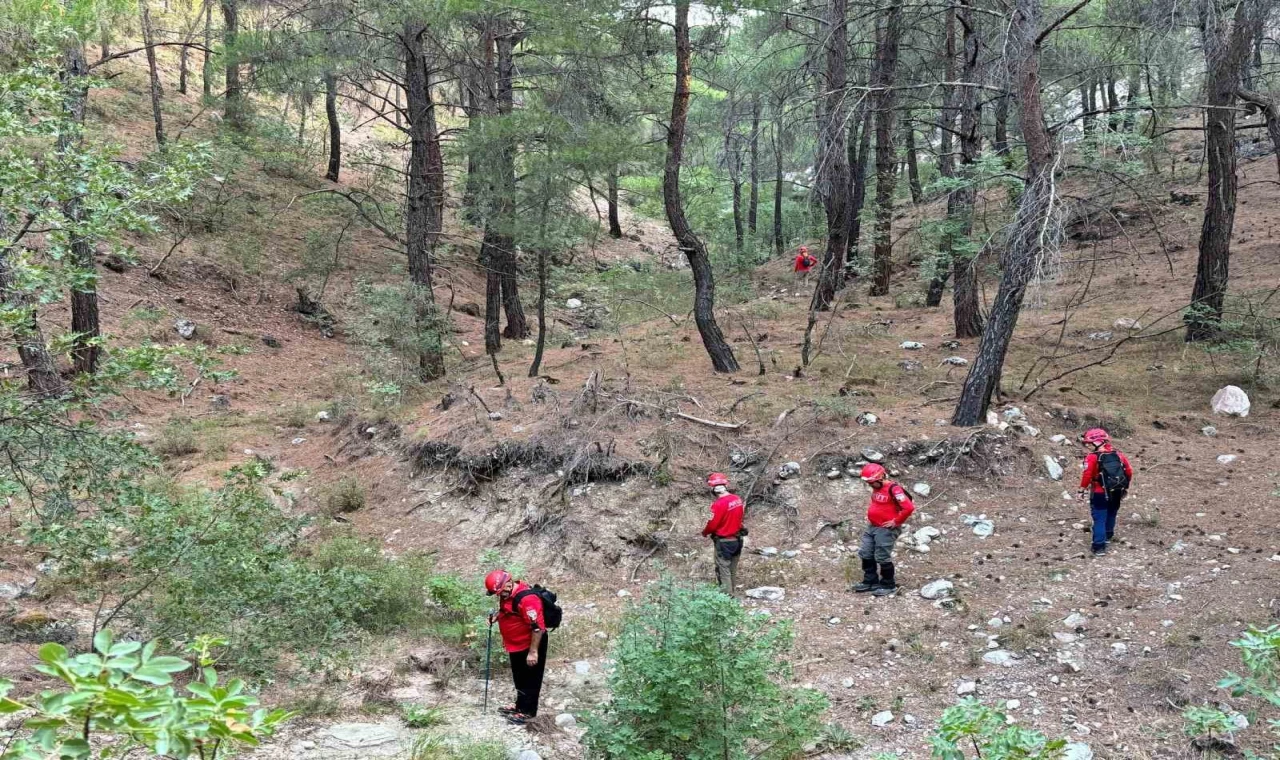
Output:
[482, 617, 494, 714]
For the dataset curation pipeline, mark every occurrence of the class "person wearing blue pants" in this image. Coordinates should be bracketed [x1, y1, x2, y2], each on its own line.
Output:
[1077, 428, 1133, 556]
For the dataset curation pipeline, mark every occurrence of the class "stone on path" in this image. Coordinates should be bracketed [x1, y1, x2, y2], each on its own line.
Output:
[1063, 742, 1093, 760]
[1044, 456, 1064, 481]
[982, 650, 1016, 667]
[745, 587, 785, 601]
[871, 711, 894, 727]
[957, 681, 977, 695]
[324, 723, 400, 749]
[920, 580, 954, 600]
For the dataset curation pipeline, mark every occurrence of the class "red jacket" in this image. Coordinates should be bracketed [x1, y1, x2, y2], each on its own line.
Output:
[1080, 447, 1133, 494]
[702, 493, 744, 538]
[794, 253, 817, 273]
[497, 581, 546, 653]
[866, 481, 915, 528]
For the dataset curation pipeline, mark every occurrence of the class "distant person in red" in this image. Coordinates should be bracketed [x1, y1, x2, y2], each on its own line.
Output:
[852, 463, 915, 597]
[793, 246, 817, 281]
[485, 569, 548, 724]
[1076, 428, 1133, 556]
[701, 472, 745, 596]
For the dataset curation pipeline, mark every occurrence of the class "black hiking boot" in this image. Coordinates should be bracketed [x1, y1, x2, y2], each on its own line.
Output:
[871, 562, 897, 596]
[852, 558, 880, 593]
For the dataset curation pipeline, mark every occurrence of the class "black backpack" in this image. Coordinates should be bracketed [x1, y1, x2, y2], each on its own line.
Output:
[511, 585, 563, 631]
[1097, 452, 1130, 496]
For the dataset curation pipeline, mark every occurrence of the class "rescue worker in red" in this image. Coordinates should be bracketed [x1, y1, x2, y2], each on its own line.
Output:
[1076, 428, 1133, 556]
[701, 472, 745, 596]
[853, 463, 915, 596]
[485, 569, 548, 724]
[793, 246, 817, 280]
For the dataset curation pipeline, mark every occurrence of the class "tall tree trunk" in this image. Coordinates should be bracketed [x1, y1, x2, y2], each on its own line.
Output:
[1105, 76, 1120, 130]
[1120, 74, 1140, 131]
[59, 41, 101, 375]
[1081, 80, 1095, 136]
[403, 19, 446, 381]
[904, 113, 923, 204]
[664, 0, 738, 372]
[178, 25, 189, 94]
[1237, 88, 1280, 177]
[140, 0, 166, 148]
[950, 0, 984, 338]
[529, 194, 551, 378]
[725, 95, 744, 251]
[810, 0, 852, 312]
[773, 113, 785, 258]
[952, 0, 1055, 425]
[993, 92, 1010, 163]
[606, 168, 623, 238]
[202, 0, 212, 98]
[1187, 0, 1262, 341]
[869, 4, 903, 297]
[297, 94, 307, 145]
[494, 29, 527, 340]
[748, 95, 760, 235]
[845, 102, 873, 277]
[937, 6, 957, 182]
[0, 237, 64, 397]
[221, 0, 248, 130]
[324, 71, 341, 181]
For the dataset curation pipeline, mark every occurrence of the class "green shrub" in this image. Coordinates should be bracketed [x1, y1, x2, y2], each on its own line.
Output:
[322, 475, 367, 515]
[155, 420, 199, 458]
[928, 698, 1066, 759]
[400, 703, 446, 729]
[584, 576, 827, 760]
[0, 631, 286, 760]
[407, 734, 509, 760]
[1182, 624, 1280, 754]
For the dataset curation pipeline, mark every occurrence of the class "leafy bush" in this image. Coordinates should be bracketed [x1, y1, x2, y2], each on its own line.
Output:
[1182, 625, 1280, 755]
[584, 576, 827, 760]
[928, 698, 1066, 759]
[400, 703, 446, 729]
[0, 631, 286, 760]
[407, 734, 509, 760]
[155, 419, 200, 458]
[322, 475, 367, 514]
[348, 280, 449, 396]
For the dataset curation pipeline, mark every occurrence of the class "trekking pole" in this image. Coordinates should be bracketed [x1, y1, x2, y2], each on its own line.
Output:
[482, 617, 494, 714]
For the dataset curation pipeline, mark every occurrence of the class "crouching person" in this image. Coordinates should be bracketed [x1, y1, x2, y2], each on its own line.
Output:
[852, 463, 915, 597]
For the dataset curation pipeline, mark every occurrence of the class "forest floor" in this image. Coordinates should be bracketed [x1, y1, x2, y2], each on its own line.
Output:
[2, 52, 1279, 760]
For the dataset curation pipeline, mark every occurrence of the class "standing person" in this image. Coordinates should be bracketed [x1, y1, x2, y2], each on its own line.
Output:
[701, 472, 745, 596]
[485, 569, 548, 724]
[1077, 428, 1133, 556]
[852, 463, 915, 597]
[793, 245, 817, 282]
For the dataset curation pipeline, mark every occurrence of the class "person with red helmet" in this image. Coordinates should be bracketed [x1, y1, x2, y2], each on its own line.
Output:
[701, 472, 746, 596]
[793, 246, 818, 280]
[1077, 428, 1133, 556]
[852, 463, 915, 596]
[484, 569, 548, 723]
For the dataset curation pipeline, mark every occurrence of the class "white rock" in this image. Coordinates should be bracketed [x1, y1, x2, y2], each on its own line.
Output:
[777, 462, 801, 479]
[842, 677, 855, 688]
[174, 319, 197, 340]
[555, 713, 577, 729]
[986, 411, 1001, 427]
[1231, 713, 1249, 730]
[781, 550, 799, 559]
[912, 482, 932, 497]
[1063, 612, 1088, 628]
[1114, 318, 1142, 331]
[913, 526, 942, 544]
[1006, 699, 1021, 709]
[828, 617, 841, 625]
[1051, 434, 1069, 444]
[745, 587, 785, 601]
[1063, 742, 1094, 760]
[963, 514, 995, 537]
[1211, 385, 1251, 417]
[1044, 456, 1065, 481]
[943, 356, 969, 366]
[861, 448, 885, 462]
[488, 411, 503, 421]
[983, 650, 1016, 667]
[1202, 425, 1218, 437]
[573, 661, 591, 675]
[758, 547, 779, 557]
[826, 469, 842, 479]
[1217, 454, 1237, 465]
[987, 618, 1004, 629]
[291, 437, 306, 445]
[920, 580, 955, 600]
[871, 711, 894, 727]
[900, 341, 925, 350]
[957, 681, 977, 695]
[1053, 632, 1078, 644]
[1270, 555, 1280, 562]
[857, 412, 878, 426]
[1088, 331, 1113, 341]
[1056, 651, 1083, 672]
[566, 298, 583, 309]
[617, 589, 631, 597]
[515, 751, 543, 760]
[1111, 643, 1128, 655]
[324, 724, 400, 748]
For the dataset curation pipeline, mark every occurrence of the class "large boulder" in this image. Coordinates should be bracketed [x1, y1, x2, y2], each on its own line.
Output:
[1211, 385, 1251, 417]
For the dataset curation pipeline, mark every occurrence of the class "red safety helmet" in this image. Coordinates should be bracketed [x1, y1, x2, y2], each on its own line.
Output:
[860, 463, 887, 483]
[1082, 428, 1110, 446]
[707, 472, 729, 488]
[484, 569, 512, 595]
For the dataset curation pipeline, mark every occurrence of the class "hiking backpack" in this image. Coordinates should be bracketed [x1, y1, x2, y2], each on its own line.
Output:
[1097, 452, 1130, 496]
[511, 585, 563, 630]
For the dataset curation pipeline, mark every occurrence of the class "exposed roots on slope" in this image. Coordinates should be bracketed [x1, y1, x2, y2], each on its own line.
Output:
[410, 438, 651, 493]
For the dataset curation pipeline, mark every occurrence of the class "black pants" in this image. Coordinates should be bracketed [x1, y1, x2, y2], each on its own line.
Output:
[509, 634, 549, 716]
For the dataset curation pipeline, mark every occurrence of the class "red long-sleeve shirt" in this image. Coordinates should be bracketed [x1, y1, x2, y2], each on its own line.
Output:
[497, 581, 546, 653]
[866, 481, 915, 528]
[702, 493, 745, 538]
[1080, 448, 1133, 494]
[794, 253, 817, 272]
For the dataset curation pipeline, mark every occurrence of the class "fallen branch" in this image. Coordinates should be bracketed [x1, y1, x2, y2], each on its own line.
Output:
[675, 412, 742, 430]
